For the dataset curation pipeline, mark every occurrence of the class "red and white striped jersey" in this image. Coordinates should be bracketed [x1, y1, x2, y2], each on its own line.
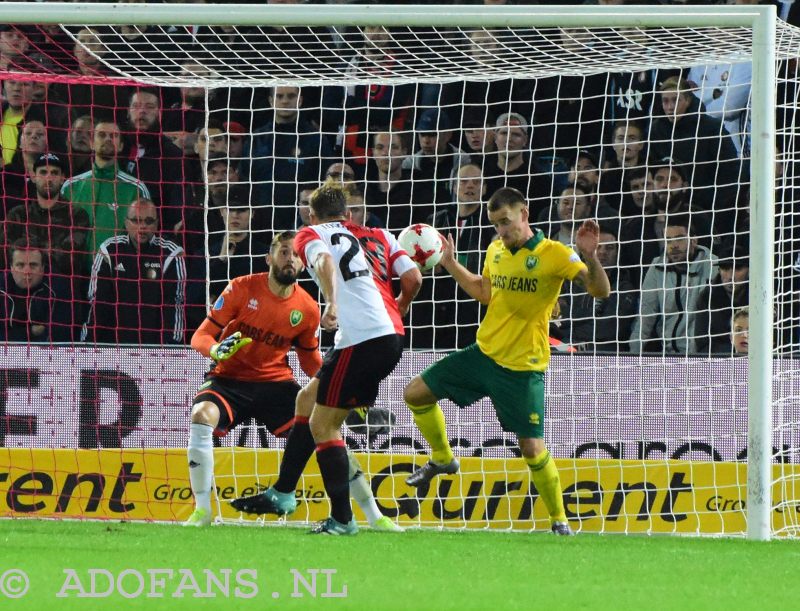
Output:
[295, 221, 416, 349]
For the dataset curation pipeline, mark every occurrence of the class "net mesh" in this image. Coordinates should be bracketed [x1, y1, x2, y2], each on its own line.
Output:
[0, 15, 799, 535]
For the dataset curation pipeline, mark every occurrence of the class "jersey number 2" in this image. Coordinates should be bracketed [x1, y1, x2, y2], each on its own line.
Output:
[331, 233, 371, 281]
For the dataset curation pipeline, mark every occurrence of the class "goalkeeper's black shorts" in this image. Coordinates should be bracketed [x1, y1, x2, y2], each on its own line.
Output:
[193, 376, 301, 438]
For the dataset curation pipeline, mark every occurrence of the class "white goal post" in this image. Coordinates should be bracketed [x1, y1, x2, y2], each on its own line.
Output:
[0, 2, 793, 541]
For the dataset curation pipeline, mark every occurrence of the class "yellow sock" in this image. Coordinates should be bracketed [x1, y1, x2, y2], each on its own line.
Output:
[526, 449, 567, 524]
[407, 402, 454, 465]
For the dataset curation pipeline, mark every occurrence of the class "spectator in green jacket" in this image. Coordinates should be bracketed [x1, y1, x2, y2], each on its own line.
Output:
[60, 119, 150, 257]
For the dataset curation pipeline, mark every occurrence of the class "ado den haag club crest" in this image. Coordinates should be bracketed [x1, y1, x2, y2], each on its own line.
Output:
[290, 309, 303, 327]
[525, 255, 539, 271]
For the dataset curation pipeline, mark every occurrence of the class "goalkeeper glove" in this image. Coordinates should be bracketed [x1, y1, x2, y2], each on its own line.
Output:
[210, 331, 252, 362]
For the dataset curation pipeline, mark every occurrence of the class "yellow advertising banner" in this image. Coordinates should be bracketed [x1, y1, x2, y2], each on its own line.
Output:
[1, 448, 799, 535]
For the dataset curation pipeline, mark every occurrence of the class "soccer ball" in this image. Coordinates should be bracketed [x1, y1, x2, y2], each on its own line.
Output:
[398, 223, 444, 272]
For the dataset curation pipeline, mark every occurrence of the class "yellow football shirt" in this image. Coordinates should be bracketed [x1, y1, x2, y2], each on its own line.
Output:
[0, 107, 24, 166]
[476, 230, 587, 372]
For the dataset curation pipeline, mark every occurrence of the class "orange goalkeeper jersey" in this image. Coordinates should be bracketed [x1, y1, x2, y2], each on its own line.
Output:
[200, 273, 321, 382]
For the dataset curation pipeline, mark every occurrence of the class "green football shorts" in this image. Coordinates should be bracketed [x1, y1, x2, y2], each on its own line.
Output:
[420, 343, 545, 438]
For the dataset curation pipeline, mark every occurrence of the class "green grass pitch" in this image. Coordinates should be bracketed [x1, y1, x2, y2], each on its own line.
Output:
[1, 520, 799, 610]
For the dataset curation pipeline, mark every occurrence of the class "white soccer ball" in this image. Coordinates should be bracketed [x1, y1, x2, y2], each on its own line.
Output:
[398, 223, 444, 272]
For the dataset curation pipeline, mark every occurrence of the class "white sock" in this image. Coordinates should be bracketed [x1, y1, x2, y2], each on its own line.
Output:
[188, 423, 214, 513]
[347, 451, 383, 525]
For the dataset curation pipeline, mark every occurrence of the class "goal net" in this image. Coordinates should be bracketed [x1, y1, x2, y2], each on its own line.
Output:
[0, 4, 798, 539]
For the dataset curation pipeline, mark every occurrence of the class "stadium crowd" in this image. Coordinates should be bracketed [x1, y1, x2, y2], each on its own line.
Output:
[0, 2, 796, 355]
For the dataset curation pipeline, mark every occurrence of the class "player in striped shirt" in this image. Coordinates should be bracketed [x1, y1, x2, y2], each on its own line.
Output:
[236, 183, 421, 535]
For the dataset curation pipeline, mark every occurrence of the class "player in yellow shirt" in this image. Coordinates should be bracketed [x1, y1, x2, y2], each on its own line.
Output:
[403, 187, 610, 535]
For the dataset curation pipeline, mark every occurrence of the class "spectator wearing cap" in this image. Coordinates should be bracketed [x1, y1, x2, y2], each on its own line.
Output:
[124, 88, 188, 232]
[83, 198, 187, 345]
[556, 222, 638, 352]
[0, 238, 73, 342]
[629, 212, 718, 354]
[246, 85, 334, 231]
[2, 153, 90, 284]
[61, 119, 150, 258]
[403, 108, 471, 215]
[483, 112, 548, 219]
[649, 76, 741, 213]
[693, 244, 749, 354]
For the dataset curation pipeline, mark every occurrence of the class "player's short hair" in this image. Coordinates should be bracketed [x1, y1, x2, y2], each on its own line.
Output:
[270, 230, 296, 254]
[310, 181, 347, 220]
[488, 187, 526, 212]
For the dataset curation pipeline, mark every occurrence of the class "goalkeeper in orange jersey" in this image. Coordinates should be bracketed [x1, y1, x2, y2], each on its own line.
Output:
[184, 230, 401, 531]
[403, 188, 611, 535]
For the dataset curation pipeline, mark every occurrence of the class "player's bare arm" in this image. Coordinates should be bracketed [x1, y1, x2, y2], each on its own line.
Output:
[396, 266, 422, 317]
[312, 251, 339, 331]
[440, 232, 491, 305]
[573, 219, 611, 299]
